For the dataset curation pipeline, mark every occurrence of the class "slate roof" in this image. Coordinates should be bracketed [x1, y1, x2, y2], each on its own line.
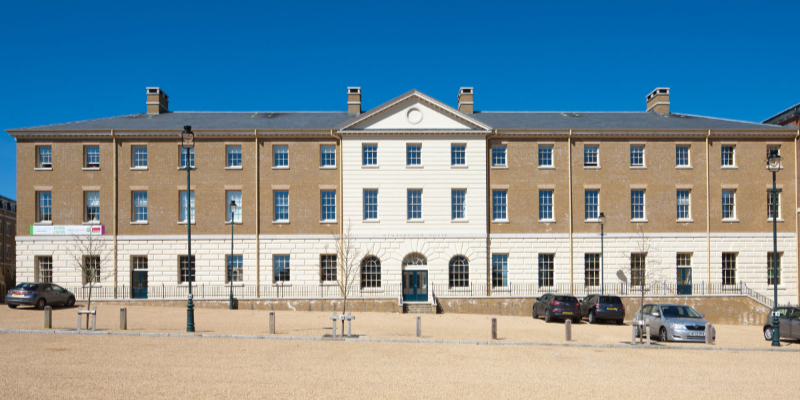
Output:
[471, 112, 788, 130]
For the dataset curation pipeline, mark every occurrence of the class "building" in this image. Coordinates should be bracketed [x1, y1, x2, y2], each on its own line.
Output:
[6, 87, 799, 305]
[0, 195, 17, 294]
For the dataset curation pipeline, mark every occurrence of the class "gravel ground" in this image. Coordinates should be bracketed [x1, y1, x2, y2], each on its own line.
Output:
[1, 304, 796, 349]
[1, 332, 797, 399]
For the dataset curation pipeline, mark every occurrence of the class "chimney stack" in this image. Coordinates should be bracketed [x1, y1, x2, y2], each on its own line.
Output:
[646, 87, 669, 113]
[347, 87, 361, 114]
[146, 87, 169, 114]
[458, 87, 474, 113]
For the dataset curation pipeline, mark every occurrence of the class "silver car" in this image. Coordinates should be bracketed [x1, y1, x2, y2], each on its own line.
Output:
[633, 303, 716, 342]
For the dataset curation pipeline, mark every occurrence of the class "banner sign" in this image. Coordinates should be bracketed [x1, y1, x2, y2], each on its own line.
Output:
[30, 225, 105, 236]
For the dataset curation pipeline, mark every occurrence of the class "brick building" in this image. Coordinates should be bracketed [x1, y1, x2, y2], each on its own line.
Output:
[6, 87, 799, 305]
[0, 195, 17, 295]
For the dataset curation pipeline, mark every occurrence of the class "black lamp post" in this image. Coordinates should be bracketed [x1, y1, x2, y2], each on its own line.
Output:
[767, 149, 782, 347]
[598, 212, 606, 295]
[181, 125, 195, 333]
[229, 199, 237, 310]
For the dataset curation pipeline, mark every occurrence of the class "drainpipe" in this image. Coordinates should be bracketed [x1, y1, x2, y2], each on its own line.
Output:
[112, 130, 118, 299]
[255, 129, 260, 298]
[568, 130, 573, 294]
[486, 129, 497, 296]
[334, 130, 343, 256]
[794, 109, 800, 305]
[706, 130, 711, 287]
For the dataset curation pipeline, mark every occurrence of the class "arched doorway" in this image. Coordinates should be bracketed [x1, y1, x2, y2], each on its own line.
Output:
[402, 253, 428, 302]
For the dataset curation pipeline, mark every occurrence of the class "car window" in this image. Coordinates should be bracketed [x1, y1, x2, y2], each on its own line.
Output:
[776, 308, 790, 317]
[661, 306, 701, 318]
[14, 283, 38, 290]
[555, 296, 578, 303]
[651, 307, 661, 316]
[642, 305, 652, 315]
[599, 296, 622, 304]
[43, 285, 53, 291]
[52, 285, 64, 292]
[541, 295, 550, 302]
[786, 309, 800, 319]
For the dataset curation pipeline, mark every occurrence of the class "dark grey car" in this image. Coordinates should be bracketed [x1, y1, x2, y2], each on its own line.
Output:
[763, 307, 800, 341]
[6, 283, 76, 309]
[532, 293, 582, 323]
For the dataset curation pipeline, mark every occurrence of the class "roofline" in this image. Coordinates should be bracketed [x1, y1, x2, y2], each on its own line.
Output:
[762, 103, 800, 124]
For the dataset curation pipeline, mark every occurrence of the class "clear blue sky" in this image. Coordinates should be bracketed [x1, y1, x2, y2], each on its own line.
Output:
[1, 1, 798, 199]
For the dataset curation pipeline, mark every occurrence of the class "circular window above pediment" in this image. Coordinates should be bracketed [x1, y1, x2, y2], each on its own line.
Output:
[406, 107, 423, 125]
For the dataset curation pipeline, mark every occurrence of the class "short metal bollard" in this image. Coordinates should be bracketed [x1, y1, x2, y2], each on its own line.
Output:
[330, 312, 338, 337]
[120, 307, 127, 330]
[92, 307, 96, 330]
[565, 319, 572, 341]
[269, 311, 275, 334]
[44, 306, 52, 329]
[492, 318, 498, 340]
[76, 306, 97, 331]
[631, 323, 636, 345]
[705, 323, 713, 345]
[646, 326, 651, 345]
[347, 312, 353, 337]
[77, 306, 83, 331]
[416, 315, 421, 338]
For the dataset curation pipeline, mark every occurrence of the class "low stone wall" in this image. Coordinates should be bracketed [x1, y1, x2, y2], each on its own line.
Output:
[78, 298, 401, 313]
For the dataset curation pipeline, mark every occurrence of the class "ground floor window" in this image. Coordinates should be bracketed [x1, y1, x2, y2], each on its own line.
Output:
[584, 254, 600, 287]
[83, 256, 100, 284]
[449, 256, 469, 288]
[768, 252, 781, 286]
[37, 256, 53, 283]
[132, 256, 148, 270]
[630, 254, 645, 287]
[361, 256, 381, 288]
[537, 254, 554, 287]
[179, 255, 195, 283]
[492, 254, 508, 288]
[274, 255, 290, 282]
[722, 253, 736, 286]
[321, 254, 337, 282]
[227, 255, 243, 283]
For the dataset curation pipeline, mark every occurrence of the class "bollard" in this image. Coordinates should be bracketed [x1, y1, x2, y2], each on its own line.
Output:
[269, 311, 275, 334]
[565, 319, 572, 341]
[646, 326, 651, 345]
[416, 315, 421, 338]
[631, 324, 636, 345]
[120, 307, 127, 330]
[332, 313, 338, 337]
[44, 306, 52, 329]
[347, 312, 352, 337]
[705, 323, 713, 345]
[492, 318, 498, 340]
[92, 307, 96, 331]
[77, 306, 83, 331]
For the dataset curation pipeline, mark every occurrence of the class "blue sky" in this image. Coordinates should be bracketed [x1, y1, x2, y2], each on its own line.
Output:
[1, 1, 798, 199]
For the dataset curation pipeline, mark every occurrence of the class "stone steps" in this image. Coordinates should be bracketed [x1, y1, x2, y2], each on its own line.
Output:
[404, 303, 434, 314]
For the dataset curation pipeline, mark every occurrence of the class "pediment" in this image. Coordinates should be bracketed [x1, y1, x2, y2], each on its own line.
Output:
[336, 90, 492, 132]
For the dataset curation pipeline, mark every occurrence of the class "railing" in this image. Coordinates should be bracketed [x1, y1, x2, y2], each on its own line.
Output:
[65, 282, 778, 308]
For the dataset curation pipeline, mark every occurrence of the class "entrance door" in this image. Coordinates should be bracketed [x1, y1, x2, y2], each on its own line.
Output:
[677, 268, 692, 295]
[132, 271, 148, 299]
[403, 270, 428, 302]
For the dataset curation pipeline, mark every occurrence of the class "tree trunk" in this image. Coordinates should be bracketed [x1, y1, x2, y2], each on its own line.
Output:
[86, 285, 93, 330]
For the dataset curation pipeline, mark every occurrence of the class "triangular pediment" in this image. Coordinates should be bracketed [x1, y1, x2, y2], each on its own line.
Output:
[336, 90, 492, 132]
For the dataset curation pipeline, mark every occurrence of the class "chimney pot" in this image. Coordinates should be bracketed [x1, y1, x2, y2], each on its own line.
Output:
[347, 87, 361, 114]
[458, 87, 474, 114]
[146, 87, 169, 114]
[646, 87, 669, 113]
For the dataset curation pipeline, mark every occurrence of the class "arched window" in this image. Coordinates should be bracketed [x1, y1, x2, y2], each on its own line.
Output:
[361, 256, 381, 288]
[402, 253, 427, 267]
[449, 256, 469, 288]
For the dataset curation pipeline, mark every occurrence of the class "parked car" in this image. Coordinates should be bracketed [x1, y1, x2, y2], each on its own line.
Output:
[763, 307, 800, 341]
[6, 283, 76, 309]
[633, 303, 715, 342]
[580, 294, 626, 324]
[532, 293, 581, 323]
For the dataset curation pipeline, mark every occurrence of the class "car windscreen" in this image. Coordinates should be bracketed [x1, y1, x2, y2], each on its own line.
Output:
[599, 296, 622, 304]
[661, 306, 701, 318]
[555, 296, 578, 303]
[13, 283, 38, 290]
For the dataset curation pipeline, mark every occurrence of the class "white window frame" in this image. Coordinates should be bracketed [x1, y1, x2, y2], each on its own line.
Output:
[179, 191, 195, 224]
[226, 145, 243, 169]
[362, 144, 378, 167]
[320, 190, 336, 223]
[721, 145, 736, 168]
[84, 191, 100, 224]
[320, 145, 336, 169]
[767, 189, 782, 222]
[132, 191, 148, 223]
[676, 190, 691, 222]
[630, 189, 646, 221]
[273, 191, 289, 223]
[84, 146, 100, 170]
[538, 189, 554, 222]
[132, 146, 148, 169]
[36, 145, 52, 169]
[584, 145, 599, 168]
[226, 191, 243, 223]
[630, 145, 645, 168]
[406, 189, 423, 221]
[491, 145, 507, 168]
[451, 189, 467, 221]
[406, 144, 422, 167]
[538, 145, 553, 168]
[676, 145, 691, 168]
[363, 189, 379, 221]
[492, 190, 508, 222]
[179, 147, 195, 169]
[722, 189, 737, 221]
[273, 145, 289, 169]
[584, 190, 599, 221]
[451, 144, 466, 167]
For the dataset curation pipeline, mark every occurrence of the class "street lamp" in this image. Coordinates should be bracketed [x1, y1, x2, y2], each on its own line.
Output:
[767, 149, 782, 347]
[228, 199, 237, 310]
[598, 212, 606, 295]
[181, 125, 195, 333]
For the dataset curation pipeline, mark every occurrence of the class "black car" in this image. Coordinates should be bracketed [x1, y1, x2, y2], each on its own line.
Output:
[580, 294, 626, 324]
[6, 283, 76, 309]
[532, 293, 581, 323]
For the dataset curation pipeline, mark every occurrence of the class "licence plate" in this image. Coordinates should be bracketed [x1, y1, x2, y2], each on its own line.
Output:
[11, 294, 23, 297]
[608, 307, 617, 311]
[562, 311, 573, 315]
[689, 332, 704, 337]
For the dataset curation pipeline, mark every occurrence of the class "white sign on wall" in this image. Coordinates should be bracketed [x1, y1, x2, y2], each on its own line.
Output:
[30, 225, 105, 235]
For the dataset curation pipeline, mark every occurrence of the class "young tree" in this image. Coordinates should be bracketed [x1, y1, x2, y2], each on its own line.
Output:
[328, 220, 372, 335]
[67, 233, 111, 329]
[619, 225, 670, 343]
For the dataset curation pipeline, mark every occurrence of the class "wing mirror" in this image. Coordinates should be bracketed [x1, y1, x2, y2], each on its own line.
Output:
[700, 314, 705, 319]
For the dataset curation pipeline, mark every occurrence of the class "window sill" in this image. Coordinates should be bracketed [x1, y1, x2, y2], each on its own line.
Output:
[177, 166, 197, 170]
[225, 166, 243, 170]
[34, 167, 53, 171]
[539, 219, 556, 223]
[677, 219, 694, 223]
[320, 220, 337, 224]
[363, 219, 380, 223]
[538, 166, 555, 170]
[82, 221, 101, 225]
[630, 166, 647, 170]
[631, 219, 648, 223]
[407, 219, 425, 223]
[319, 166, 337, 170]
[722, 218, 740, 223]
[491, 165, 508, 169]
[359, 288, 384, 293]
[130, 221, 149, 225]
[224, 221, 243, 225]
[272, 220, 290, 225]
[130, 167, 148, 171]
[271, 166, 289, 170]
[584, 166, 601, 170]
[767, 219, 785, 223]
[361, 165, 380, 169]
[451, 219, 470, 223]
[585, 219, 601, 223]
[450, 165, 468, 169]
[34, 221, 53, 226]
[177, 221, 196, 225]
[82, 167, 100, 171]
[676, 166, 693, 170]
[721, 166, 738, 170]
[492, 219, 509, 224]
[406, 165, 424, 169]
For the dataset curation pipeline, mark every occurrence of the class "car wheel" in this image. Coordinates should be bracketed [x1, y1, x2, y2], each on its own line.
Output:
[66, 297, 75, 307]
[532, 307, 537, 319]
[764, 327, 773, 341]
[659, 327, 668, 342]
[36, 298, 46, 310]
[588, 311, 596, 324]
[8, 304, 17, 309]
[544, 310, 552, 323]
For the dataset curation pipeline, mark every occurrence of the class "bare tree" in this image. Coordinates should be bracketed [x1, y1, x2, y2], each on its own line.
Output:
[327, 219, 371, 335]
[67, 233, 111, 329]
[618, 224, 670, 343]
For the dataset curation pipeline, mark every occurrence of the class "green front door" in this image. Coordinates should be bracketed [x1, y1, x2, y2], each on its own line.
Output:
[132, 271, 148, 299]
[403, 270, 428, 302]
[677, 268, 692, 295]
